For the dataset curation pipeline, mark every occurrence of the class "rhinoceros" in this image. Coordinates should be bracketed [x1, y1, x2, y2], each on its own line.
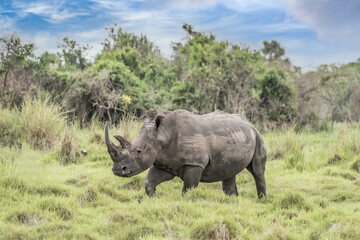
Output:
[105, 110, 267, 198]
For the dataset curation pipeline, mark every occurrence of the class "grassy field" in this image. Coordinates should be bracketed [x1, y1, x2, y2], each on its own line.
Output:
[1, 120, 360, 240]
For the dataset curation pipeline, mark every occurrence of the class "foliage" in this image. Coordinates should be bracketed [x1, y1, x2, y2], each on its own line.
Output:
[257, 68, 297, 122]
[261, 40, 285, 62]
[57, 37, 89, 70]
[0, 33, 36, 107]
[297, 62, 360, 124]
[1, 24, 360, 127]
[172, 24, 266, 118]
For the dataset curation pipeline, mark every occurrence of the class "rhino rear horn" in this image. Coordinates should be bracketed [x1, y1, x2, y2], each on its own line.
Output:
[114, 135, 131, 148]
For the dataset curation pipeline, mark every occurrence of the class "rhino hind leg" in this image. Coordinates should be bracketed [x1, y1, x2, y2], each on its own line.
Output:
[222, 177, 238, 196]
[181, 166, 203, 194]
[145, 165, 175, 197]
[246, 162, 266, 198]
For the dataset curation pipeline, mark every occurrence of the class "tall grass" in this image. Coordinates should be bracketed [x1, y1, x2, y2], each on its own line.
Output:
[117, 115, 144, 141]
[0, 107, 24, 147]
[1, 117, 360, 239]
[266, 129, 307, 171]
[0, 147, 19, 176]
[21, 96, 66, 150]
[57, 126, 80, 165]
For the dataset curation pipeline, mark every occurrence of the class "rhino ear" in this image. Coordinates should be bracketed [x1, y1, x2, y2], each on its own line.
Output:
[154, 114, 165, 130]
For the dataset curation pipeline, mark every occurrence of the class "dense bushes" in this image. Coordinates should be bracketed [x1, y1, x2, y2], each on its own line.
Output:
[1, 24, 360, 128]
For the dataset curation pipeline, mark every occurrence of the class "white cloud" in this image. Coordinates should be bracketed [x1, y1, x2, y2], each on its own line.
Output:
[12, 1, 88, 23]
[225, 20, 309, 34]
[31, 32, 59, 56]
[139, 0, 283, 11]
[89, 0, 128, 10]
[73, 28, 107, 40]
[6, 0, 359, 70]
[143, 0, 220, 9]
[0, 15, 16, 31]
[222, 0, 284, 12]
[29, 30, 105, 61]
[72, 28, 107, 60]
[282, 0, 360, 40]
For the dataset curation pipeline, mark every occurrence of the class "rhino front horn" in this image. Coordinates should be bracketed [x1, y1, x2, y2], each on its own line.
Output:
[105, 121, 119, 161]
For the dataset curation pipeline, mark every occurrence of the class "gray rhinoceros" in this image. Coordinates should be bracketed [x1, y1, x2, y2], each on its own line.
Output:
[105, 110, 267, 198]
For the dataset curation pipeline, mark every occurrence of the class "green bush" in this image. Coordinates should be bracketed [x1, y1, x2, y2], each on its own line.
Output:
[257, 68, 297, 123]
[295, 111, 330, 132]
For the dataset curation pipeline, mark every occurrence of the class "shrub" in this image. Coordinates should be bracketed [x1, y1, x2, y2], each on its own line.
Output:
[21, 96, 66, 150]
[57, 126, 80, 165]
[295, 111, 329, 132]
[277, 192, 313, 212]
[257, 68, 297, 123]
[0, 107, 24, 147]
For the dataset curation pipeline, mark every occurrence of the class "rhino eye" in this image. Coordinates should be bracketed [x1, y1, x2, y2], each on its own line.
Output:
[137, 149, 142, 153]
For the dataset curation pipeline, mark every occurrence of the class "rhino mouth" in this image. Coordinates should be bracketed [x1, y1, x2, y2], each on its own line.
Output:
[113, 169, 143, 178]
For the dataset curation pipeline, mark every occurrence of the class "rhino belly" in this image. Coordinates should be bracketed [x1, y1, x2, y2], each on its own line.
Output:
[200, 143, 255, 182]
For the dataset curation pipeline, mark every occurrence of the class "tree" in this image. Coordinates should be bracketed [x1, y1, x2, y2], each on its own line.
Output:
[0, 33, 35, 106]
[171, 23, 264, 117]
[102, 24, 158, 57]
[261, 40, 285, 61]
[57, 37, 89, 70]
[257, 68, 297, 122]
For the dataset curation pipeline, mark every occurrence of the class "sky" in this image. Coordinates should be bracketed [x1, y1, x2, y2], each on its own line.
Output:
[1, 0, 360, 71]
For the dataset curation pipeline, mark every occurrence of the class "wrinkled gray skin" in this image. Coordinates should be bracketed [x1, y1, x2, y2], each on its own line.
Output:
[105, 110, 267, 198]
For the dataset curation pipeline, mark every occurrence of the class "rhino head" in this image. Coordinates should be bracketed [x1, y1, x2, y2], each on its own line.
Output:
[105, 118, 162, 177]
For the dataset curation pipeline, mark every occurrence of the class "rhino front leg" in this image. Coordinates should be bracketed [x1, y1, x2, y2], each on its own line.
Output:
[222, 176, 238, 196]
[145, 165, 175, 197]
[181, 166, 203, 194]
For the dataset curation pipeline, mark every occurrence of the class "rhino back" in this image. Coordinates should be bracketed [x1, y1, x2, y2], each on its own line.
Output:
[155, 110, 257, 181]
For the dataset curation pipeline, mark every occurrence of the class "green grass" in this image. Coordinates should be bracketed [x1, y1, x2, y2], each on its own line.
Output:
[1, 122, 360, 239]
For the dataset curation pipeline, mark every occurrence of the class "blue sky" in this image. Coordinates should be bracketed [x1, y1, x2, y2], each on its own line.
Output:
[1, 0, 360, 71]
